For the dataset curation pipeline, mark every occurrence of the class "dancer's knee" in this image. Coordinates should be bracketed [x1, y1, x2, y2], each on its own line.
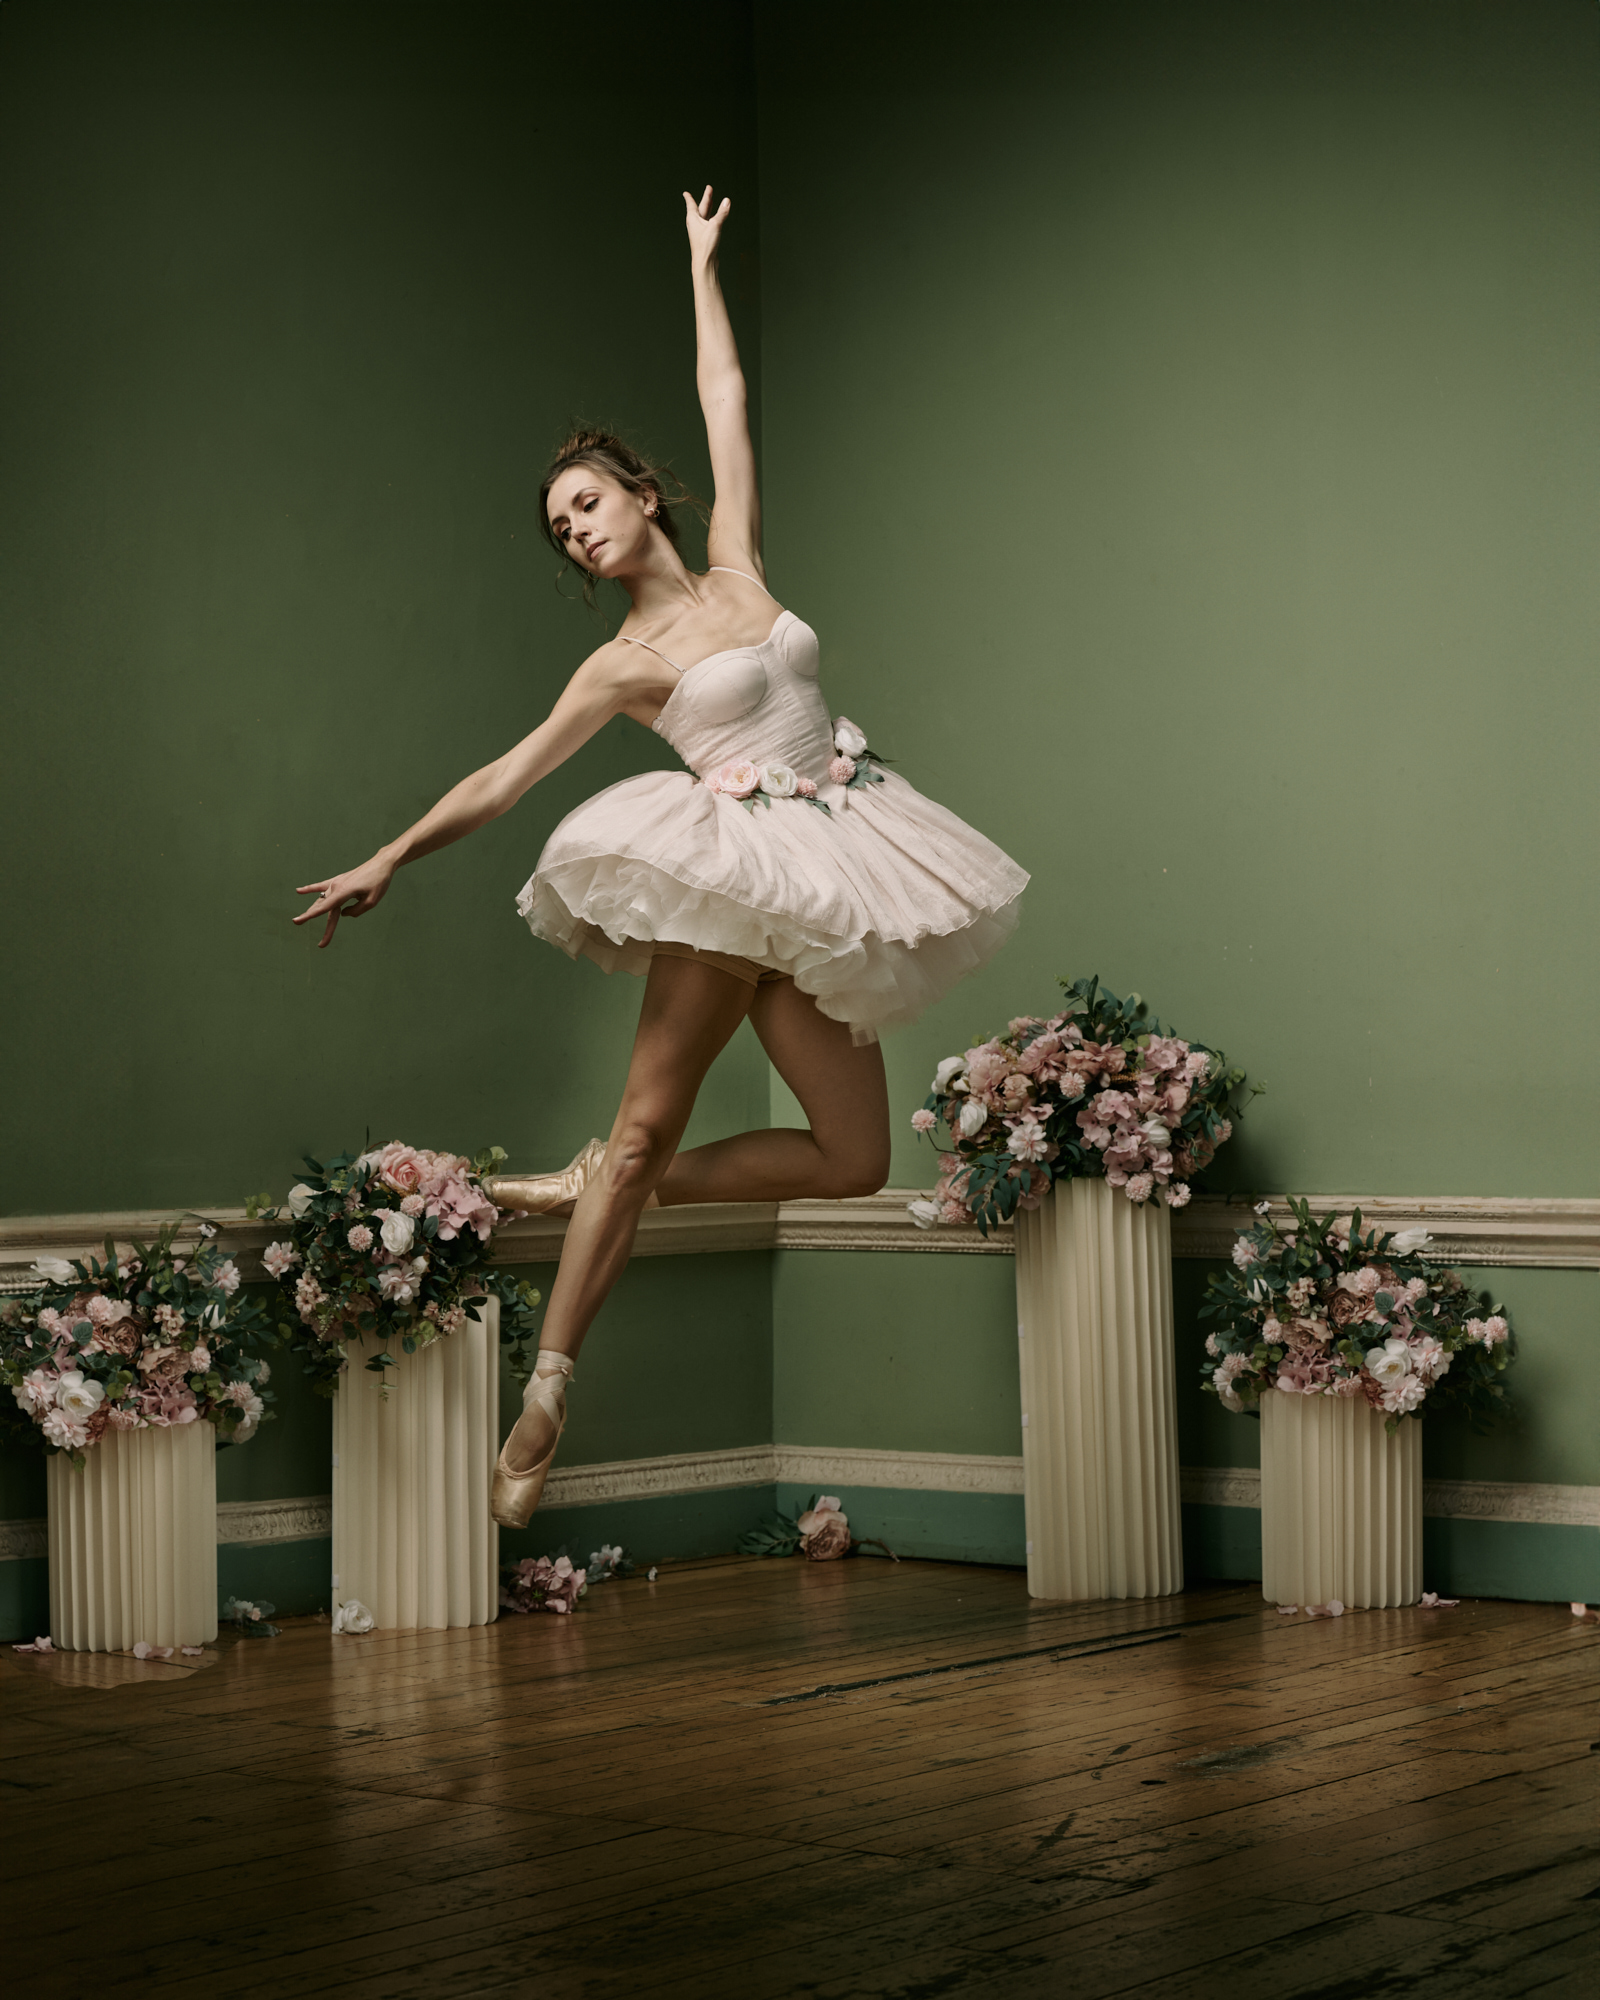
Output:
[821, 1139, 891, 1200]
[606, 1121, 676, 1193]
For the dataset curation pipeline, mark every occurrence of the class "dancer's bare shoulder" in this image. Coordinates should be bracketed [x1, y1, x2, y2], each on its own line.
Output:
[561, 634, 679, 730]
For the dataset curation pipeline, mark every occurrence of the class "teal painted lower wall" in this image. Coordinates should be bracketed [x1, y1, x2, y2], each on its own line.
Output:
[507, 1487, 773, 1570]
[775, 1480, 1026, 1567]
[1, 1557, 48, 1644]
[217, 1538, 333, 1617]
[3, 1493, 1593, 1641]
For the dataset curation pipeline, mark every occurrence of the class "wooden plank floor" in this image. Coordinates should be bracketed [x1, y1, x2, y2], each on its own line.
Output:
[3, 1559, 1597, 1998]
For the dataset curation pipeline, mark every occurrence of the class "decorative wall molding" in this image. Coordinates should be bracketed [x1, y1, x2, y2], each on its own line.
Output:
[0, 1519, 46, 1561]
[4, 1459, 1593, 1555]
[773, 1444, 1026, 1496]
[216, 1494, 331, 1545]
[1420, 1478, 1600, 1530]
[4, 1189, 1594, 1288]
[541, 1446, 776, 1511]
[1181, 1463, 1600, 1530]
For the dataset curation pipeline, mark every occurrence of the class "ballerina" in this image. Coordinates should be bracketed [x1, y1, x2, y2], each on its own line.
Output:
[294, 187, 1028, 1528]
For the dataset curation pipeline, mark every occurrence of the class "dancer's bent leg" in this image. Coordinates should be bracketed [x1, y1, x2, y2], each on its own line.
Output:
[500, 955, 753, 1473]
[653, 978, 891, 1206]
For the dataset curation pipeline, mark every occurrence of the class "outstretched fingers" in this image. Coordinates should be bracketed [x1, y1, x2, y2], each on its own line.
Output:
[293, 882, 353, 949]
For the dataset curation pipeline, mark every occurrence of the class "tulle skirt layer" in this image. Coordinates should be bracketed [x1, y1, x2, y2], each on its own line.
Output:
[517, 767, 1027, 1043]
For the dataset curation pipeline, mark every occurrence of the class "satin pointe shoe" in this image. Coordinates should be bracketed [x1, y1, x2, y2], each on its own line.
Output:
[487, 1139, 606, 1217]
[490, 1352, 574, 1529]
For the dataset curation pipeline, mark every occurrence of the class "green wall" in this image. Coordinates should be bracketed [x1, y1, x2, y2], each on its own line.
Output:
[3, 3, 1595, 1627]
[756, 0, 1600, 1200]
[0, 0, 770, 1217]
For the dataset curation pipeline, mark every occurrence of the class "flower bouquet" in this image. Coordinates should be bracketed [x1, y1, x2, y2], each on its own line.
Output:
[252, 1142, 544, 1391]
[1, 1226, 275, 1461]
[1200, 1199, 1514, 1430]
[500, 1553, 588, 1614]
[910, 976, 1253, 1234]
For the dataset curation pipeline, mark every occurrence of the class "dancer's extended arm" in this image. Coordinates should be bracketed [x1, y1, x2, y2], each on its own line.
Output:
[292, 645, 637, 948]
[684, 186, 761, 578]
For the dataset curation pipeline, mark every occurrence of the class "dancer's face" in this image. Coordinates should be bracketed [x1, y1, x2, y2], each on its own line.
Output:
[546, 469, 653, 578]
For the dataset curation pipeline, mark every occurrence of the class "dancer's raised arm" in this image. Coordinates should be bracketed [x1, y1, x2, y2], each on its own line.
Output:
[292, 641, 642, 949]
[684, 185, 761, 579]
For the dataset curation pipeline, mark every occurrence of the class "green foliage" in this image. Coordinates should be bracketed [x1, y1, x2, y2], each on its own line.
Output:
[0, 1222, 277, 1456]
[262, 1146, 544, 1394]
[916, 974, 1258, 1235]
[1199, 1197, 1515, 1431]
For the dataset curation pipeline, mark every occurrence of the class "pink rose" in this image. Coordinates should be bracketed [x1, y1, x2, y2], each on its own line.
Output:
[827, 756, 857, 785]
[910, 1109, 937, 1133]
[372, 1143, 428, 1196]
[710, 760, 761, 799]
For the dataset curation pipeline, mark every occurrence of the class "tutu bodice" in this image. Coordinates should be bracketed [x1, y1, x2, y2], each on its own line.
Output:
[517, 588, 1028, 1042]
[650, 609, 848, 804]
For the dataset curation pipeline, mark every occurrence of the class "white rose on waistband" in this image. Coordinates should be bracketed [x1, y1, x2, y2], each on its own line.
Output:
[758, 763, 799, 798]
[832, 716, 868, 757]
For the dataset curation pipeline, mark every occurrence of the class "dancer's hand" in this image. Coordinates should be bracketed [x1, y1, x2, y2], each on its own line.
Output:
[684, 184, 730, 266]
[293, 856, 394, 949]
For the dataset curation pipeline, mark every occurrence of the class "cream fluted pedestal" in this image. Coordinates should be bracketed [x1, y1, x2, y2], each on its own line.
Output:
[1014, 1179, 1183, 1601]
[47, 1422, 218, 1651]
[331, 1298, 500, 1630]
[1259, 1390, 1422, 1608]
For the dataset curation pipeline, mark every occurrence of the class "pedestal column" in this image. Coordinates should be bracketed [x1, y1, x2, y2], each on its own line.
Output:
[48, 1422, 218, 1652]
[332, 1298, 500, 1629]
[1015, 1178, 1183, 1600]
[1259, 1390, 1421, 1608]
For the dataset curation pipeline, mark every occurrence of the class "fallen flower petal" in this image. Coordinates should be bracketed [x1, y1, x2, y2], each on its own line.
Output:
[1275, 1605, 1299, 1615]
[12, 1636, 54, 1653]
[1419, 1592, 1460, 1608]
[131, 1642, 173, 1660]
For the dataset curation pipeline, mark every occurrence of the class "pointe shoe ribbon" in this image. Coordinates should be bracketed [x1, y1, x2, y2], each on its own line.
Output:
[490, 1356, 574, 1530]
[486, 1139, 605, 1216]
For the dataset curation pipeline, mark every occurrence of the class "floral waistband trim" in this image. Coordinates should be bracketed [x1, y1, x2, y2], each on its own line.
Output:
[701, 717, 887, 817]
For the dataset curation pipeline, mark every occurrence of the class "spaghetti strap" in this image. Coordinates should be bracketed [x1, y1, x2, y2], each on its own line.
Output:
[619, 634, 684, 675]
[708, 564, 778, 601]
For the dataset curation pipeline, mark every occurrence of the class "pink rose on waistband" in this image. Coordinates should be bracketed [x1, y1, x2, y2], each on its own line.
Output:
[708, 761, 760, 799]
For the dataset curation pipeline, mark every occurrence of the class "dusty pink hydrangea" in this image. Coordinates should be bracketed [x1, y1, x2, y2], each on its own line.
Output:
[827, 755, 857, 785]
[346, 1224, 374, 1253]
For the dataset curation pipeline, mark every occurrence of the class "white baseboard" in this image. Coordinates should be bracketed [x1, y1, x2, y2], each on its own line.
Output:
[4, 1452, 1593, 1561]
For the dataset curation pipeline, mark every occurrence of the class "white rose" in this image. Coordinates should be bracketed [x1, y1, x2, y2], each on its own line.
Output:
[230, 1389, 265, 1441]
[55, 1371, 106, 1421]
[758, 762, 798, 798]
[832, 717, 869, 757]
[906, 1198, 942, 1230]
[1387, 1228, 1433, 1256]
[31, 1258, 78, 1286]
[1364, 1339, 1411, 1384]
[957, 1099, 989, 1140]
[1139, 1118, 1172, 1149]
[933, 1056, 967, 1092]
[331, 1598, 375, 1636]
[377, 1210, 415, 1254]
[287, 1184, 315, 1218]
